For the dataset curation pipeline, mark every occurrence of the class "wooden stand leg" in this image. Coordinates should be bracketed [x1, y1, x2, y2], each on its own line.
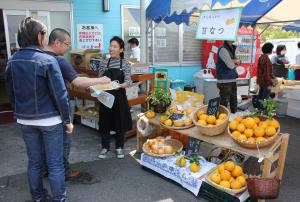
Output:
[276, 133, 289, 180]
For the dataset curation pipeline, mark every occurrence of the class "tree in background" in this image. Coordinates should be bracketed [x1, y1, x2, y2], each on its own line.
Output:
[259, 26, 299, 43]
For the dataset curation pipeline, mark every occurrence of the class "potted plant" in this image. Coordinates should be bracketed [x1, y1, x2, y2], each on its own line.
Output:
[147, 88, 172, 113]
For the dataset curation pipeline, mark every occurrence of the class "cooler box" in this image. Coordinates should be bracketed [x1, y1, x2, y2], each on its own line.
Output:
[170, 80, 185, 90]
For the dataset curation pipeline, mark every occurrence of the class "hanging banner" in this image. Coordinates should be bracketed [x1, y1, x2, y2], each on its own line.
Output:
[196, 8, 242, 41]
[77, 24, 103, 49]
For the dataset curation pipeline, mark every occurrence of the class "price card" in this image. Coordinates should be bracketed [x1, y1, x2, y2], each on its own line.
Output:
[187, 137, 202, 155]
[207, 97, 221, 116]
[168, 113, 184, 121]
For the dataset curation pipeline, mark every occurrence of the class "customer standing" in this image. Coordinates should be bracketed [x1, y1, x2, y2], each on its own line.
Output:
[216, 40, 241, 114]
[45, 28, 110, 182]
[5, 17, 71, 202]
[96, 36, 132, 159]
[256, 43, 276, 110]
[128, 37, 140, 62]
[271, 44, 290, 79]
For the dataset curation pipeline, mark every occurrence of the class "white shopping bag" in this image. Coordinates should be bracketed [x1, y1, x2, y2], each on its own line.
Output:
[89, 86, 115, 109]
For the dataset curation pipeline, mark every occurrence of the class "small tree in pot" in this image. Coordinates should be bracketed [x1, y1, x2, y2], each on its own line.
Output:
[147, 88, 172, 113]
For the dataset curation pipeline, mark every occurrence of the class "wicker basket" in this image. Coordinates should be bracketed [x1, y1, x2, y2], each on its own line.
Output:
[160, 122, 195, 130]
[192, 105, 230, 136]
[205, 167, 247, 194]
[142, 139, 183, 157]
[228, 116, 280, 149]
[247, 177, 280, 199]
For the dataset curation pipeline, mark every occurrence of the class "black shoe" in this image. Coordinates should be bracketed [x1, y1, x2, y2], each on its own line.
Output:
[25, 194, 51, 202]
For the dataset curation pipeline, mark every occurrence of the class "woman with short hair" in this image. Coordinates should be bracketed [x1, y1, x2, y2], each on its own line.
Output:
[271, 44, 290, 79]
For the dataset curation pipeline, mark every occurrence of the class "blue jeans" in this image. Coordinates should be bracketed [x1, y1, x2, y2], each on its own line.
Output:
[20, 123, 66, 202]
[63, 131, 71, 177]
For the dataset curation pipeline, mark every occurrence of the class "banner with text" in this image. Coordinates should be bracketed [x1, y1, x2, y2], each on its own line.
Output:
[196, 8, 242, 41]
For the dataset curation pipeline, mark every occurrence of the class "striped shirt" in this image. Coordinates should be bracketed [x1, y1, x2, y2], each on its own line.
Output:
[96, 57, 132, 86]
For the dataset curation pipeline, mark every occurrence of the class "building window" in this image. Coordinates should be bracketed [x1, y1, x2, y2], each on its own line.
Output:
[122, 6, 201, 65]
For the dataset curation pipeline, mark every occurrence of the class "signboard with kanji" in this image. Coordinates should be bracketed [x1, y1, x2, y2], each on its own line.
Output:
[77, 24, 103, 49]
[196, 8, 242, 41]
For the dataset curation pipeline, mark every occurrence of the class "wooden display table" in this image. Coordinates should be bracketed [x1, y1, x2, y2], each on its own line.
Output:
[137, 115, 289, 201]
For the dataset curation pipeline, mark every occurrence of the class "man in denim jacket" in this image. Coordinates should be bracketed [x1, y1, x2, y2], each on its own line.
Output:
[5, 17, 70, 202]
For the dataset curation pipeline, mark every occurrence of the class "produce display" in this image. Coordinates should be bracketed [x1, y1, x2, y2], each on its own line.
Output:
[228, 116, 280, 148]
[194, 109, 228, 127]
[206, 161, 247, 194]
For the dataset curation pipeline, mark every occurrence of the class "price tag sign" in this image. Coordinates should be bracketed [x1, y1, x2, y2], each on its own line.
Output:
[207, 97, 221, 116]
[187, 137, 201, 155]
[168, 113, 184, 121]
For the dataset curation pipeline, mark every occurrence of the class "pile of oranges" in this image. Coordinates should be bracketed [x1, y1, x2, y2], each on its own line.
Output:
[160, 115, 193, 128]
[210, 161, 246, 190]
[195, 109, 228, 127]
[229, 116, 280, 143]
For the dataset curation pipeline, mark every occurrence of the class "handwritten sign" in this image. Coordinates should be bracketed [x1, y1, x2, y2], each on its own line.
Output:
[187, 137, 202, 155]
[196, 7, 242, 41]
[77, 24, 103, 49]
[207, 97, 220, 116]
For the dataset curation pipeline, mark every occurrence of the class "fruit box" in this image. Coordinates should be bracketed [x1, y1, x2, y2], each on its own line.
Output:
[205, 167, 247, 195]
[70, 49, 102, 68]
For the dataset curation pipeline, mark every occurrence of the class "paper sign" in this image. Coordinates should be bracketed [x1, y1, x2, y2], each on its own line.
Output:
[196, 8, 242, 41]
[211, 45, 219, 54]
[77, 24, 103, 49]
[187, 137, 201, 155]
[207, 97, 220, 116]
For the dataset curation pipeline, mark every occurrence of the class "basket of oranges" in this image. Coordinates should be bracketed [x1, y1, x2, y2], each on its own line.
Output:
[192, 105, 230, 136]
[205, 161, 247, 194]
[228, 116, 280, 149]
[159, 114, 194, 130]
[143, 136, 183, 157]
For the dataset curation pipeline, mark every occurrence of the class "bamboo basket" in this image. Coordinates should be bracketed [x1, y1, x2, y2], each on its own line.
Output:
[192, 105, 230, 136]
[228, 116, 280, 149]
[205, 167, 247, 194]
[160, 122, 195, 130]
[247, 177, 280, 199]
[143, 139, 183, 157]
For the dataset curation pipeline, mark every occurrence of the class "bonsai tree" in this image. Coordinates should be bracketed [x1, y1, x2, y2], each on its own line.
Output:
[147, 88, 172, 113]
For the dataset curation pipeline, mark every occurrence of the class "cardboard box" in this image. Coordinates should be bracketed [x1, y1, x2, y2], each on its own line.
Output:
[70, 49, 102, 68]
[131, 64, 150, 74]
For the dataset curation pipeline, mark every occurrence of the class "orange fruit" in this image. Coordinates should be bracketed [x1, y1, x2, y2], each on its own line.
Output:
[244, 128, 254, 138]
[197, 119, 207, 126]
[231, 180, 242, 189]
[247, 137, 256, 143]
[164, 145, 173, 154]
[200, 114, 208, 121]
[231, 165, 243, 177]
[269, 119, 280, 129]
[256, 137, 266, 142]
[173, 120, 184, 127]
[229, 177, 234, 183]
[259, 121, 268, 129]
[220, 170, 231, 181]
[236, 176, 246, 187]
[146, 110, 155, 119]
[265, 126, 276, 136]
[218, 164, 225, 173]
[218, 113, 227, 120]
[215, 119, 223, 125]
[234, 116, 243, 123]
[196, 110, 205, 119]
[232, 131, 241, 138]
[253, 123, 258, 129]
[206, 115, 216, 124]
[244, 117, 255, 129]
[254, 127, 265, 137]
[176, 157, 186, 167]
[253, 117, 260, 124]
[159, 115, 168, 123]
[241, 119, 247, 126]
[238, 134, 247, 141]
[229, 121, 238, 131]
[184, 118, 193, 126]
[224, 161, 235, 172]
[237, 124, 246, 133]
[219, 180, 231, 188]
[189, 163, 200, 173]
[210, 173, 221, 184]
[164, 119, 173, 126]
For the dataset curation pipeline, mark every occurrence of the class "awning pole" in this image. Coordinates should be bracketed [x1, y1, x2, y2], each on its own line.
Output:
[140, 0, 147, 63]
[248, 24, 257, 96]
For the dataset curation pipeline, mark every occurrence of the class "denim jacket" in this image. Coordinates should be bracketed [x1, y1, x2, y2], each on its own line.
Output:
[5, 46, 71, 123]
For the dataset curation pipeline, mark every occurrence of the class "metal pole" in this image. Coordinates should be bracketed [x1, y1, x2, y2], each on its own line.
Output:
[248, 24, 256, 95]
[140, 0, 147, 63]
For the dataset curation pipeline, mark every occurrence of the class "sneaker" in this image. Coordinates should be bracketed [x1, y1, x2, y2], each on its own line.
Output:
[98, 148, 109, 159]
[116, 148, 125, 159]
